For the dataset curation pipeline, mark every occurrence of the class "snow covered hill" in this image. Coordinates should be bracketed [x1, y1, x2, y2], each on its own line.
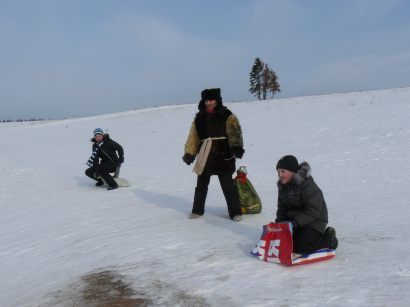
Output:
[1, 87, 410, 306]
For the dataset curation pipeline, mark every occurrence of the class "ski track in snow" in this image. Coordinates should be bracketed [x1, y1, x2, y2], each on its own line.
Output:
[1, 88, 410, 306]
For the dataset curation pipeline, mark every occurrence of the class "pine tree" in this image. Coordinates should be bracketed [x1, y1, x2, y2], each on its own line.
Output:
[249, 57, 263, 100]
[249, 58, 281, 100]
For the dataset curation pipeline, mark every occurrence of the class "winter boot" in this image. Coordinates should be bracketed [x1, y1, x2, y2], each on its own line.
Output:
[233, 215, 243, 222]
[325, 227, 338, 250]
[189, 213, 202, 219]
[95, 179, 104, 186]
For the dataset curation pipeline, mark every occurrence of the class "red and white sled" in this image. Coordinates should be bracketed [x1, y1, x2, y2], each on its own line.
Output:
[251, 222, 335, 265]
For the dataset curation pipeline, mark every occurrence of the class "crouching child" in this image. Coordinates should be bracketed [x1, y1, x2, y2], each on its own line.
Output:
[85, 128, 124, 190]
[275, 155, 338, 254]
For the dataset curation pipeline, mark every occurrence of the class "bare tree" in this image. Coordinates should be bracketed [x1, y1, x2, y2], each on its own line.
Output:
[261, 63, 281, 99]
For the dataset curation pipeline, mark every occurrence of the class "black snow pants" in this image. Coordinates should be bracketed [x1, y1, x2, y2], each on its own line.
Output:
[293, 227, 332, 254]
[192, 173, 243, 219]
[85, 162, 118, 188]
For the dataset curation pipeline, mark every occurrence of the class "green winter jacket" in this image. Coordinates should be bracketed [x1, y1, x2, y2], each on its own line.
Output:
[275, 162, 328, 234]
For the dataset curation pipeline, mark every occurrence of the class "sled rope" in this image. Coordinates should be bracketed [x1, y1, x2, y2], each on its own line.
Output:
[192, 137, 227, 175]
[100, 147, 121, 178]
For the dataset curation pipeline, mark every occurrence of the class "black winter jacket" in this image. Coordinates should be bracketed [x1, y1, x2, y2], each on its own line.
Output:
[275, 162, 328, 234]
[91, 134, 124, 165]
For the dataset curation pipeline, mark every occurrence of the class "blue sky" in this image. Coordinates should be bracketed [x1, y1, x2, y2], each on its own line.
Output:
[1, 0, 410, 120]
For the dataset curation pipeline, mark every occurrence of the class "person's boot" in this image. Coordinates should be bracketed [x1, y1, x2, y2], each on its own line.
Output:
[95, 179, 104, 186]
[325, 227, 338, 250]
[233, 215, 243, 222]
[189, 213, 202, 219]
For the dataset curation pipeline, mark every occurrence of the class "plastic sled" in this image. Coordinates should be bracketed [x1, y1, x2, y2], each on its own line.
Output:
[251, 222, 335, 265]
[291, 249, 335, 265]
[97, 166, 130, 188]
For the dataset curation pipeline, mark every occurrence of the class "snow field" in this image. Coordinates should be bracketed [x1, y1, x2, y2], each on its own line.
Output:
[1, 87, 410, 306]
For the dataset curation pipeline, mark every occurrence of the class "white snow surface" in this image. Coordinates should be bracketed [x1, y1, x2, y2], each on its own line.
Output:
[1, 87, 410, 306]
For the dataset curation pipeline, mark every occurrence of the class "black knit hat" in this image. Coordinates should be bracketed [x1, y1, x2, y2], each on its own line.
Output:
[276, 155, 299, 173]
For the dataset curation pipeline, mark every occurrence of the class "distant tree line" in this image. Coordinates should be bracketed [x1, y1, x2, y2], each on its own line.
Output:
[249, 57, 281, 100]
[2, 118, 45, 123]
[1, 118, 66, 123]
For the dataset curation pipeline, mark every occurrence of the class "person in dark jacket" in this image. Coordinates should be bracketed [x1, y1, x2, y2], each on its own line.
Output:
[183, 88, 244, 221]
[275, 155, 338, 253]
[85, 128, 124, 190]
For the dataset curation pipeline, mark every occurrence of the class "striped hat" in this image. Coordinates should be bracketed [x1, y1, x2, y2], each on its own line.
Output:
[93, 128, 104, 136]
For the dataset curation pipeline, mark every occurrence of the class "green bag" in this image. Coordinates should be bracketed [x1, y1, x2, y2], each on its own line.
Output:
[233, 166, 262, 214]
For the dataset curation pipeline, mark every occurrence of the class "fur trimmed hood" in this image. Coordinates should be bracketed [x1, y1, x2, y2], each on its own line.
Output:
[91, 133, 110, 142]
[278, 161, 311, 190]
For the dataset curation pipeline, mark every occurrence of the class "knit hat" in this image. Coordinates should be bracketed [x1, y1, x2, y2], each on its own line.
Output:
[276, 155, 299, 173]
[93, 128, 104, 136]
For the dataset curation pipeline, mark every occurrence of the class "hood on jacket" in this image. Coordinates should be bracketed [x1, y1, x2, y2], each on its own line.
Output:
[278, 161, 311, 189]
[91, 133, 110, 142]
[198, 88, 224, 113]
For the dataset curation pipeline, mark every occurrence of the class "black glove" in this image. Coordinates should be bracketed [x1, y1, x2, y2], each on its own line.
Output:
[182, 153, 195, 164]
[230, 146, 245, 159]
[119, 156, 124, 164]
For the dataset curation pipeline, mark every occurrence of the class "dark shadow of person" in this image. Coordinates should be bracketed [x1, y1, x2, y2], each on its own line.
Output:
[133, 188, 264, 257]
[133, 188, 193, 215]
[133, 188, 252, 220]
